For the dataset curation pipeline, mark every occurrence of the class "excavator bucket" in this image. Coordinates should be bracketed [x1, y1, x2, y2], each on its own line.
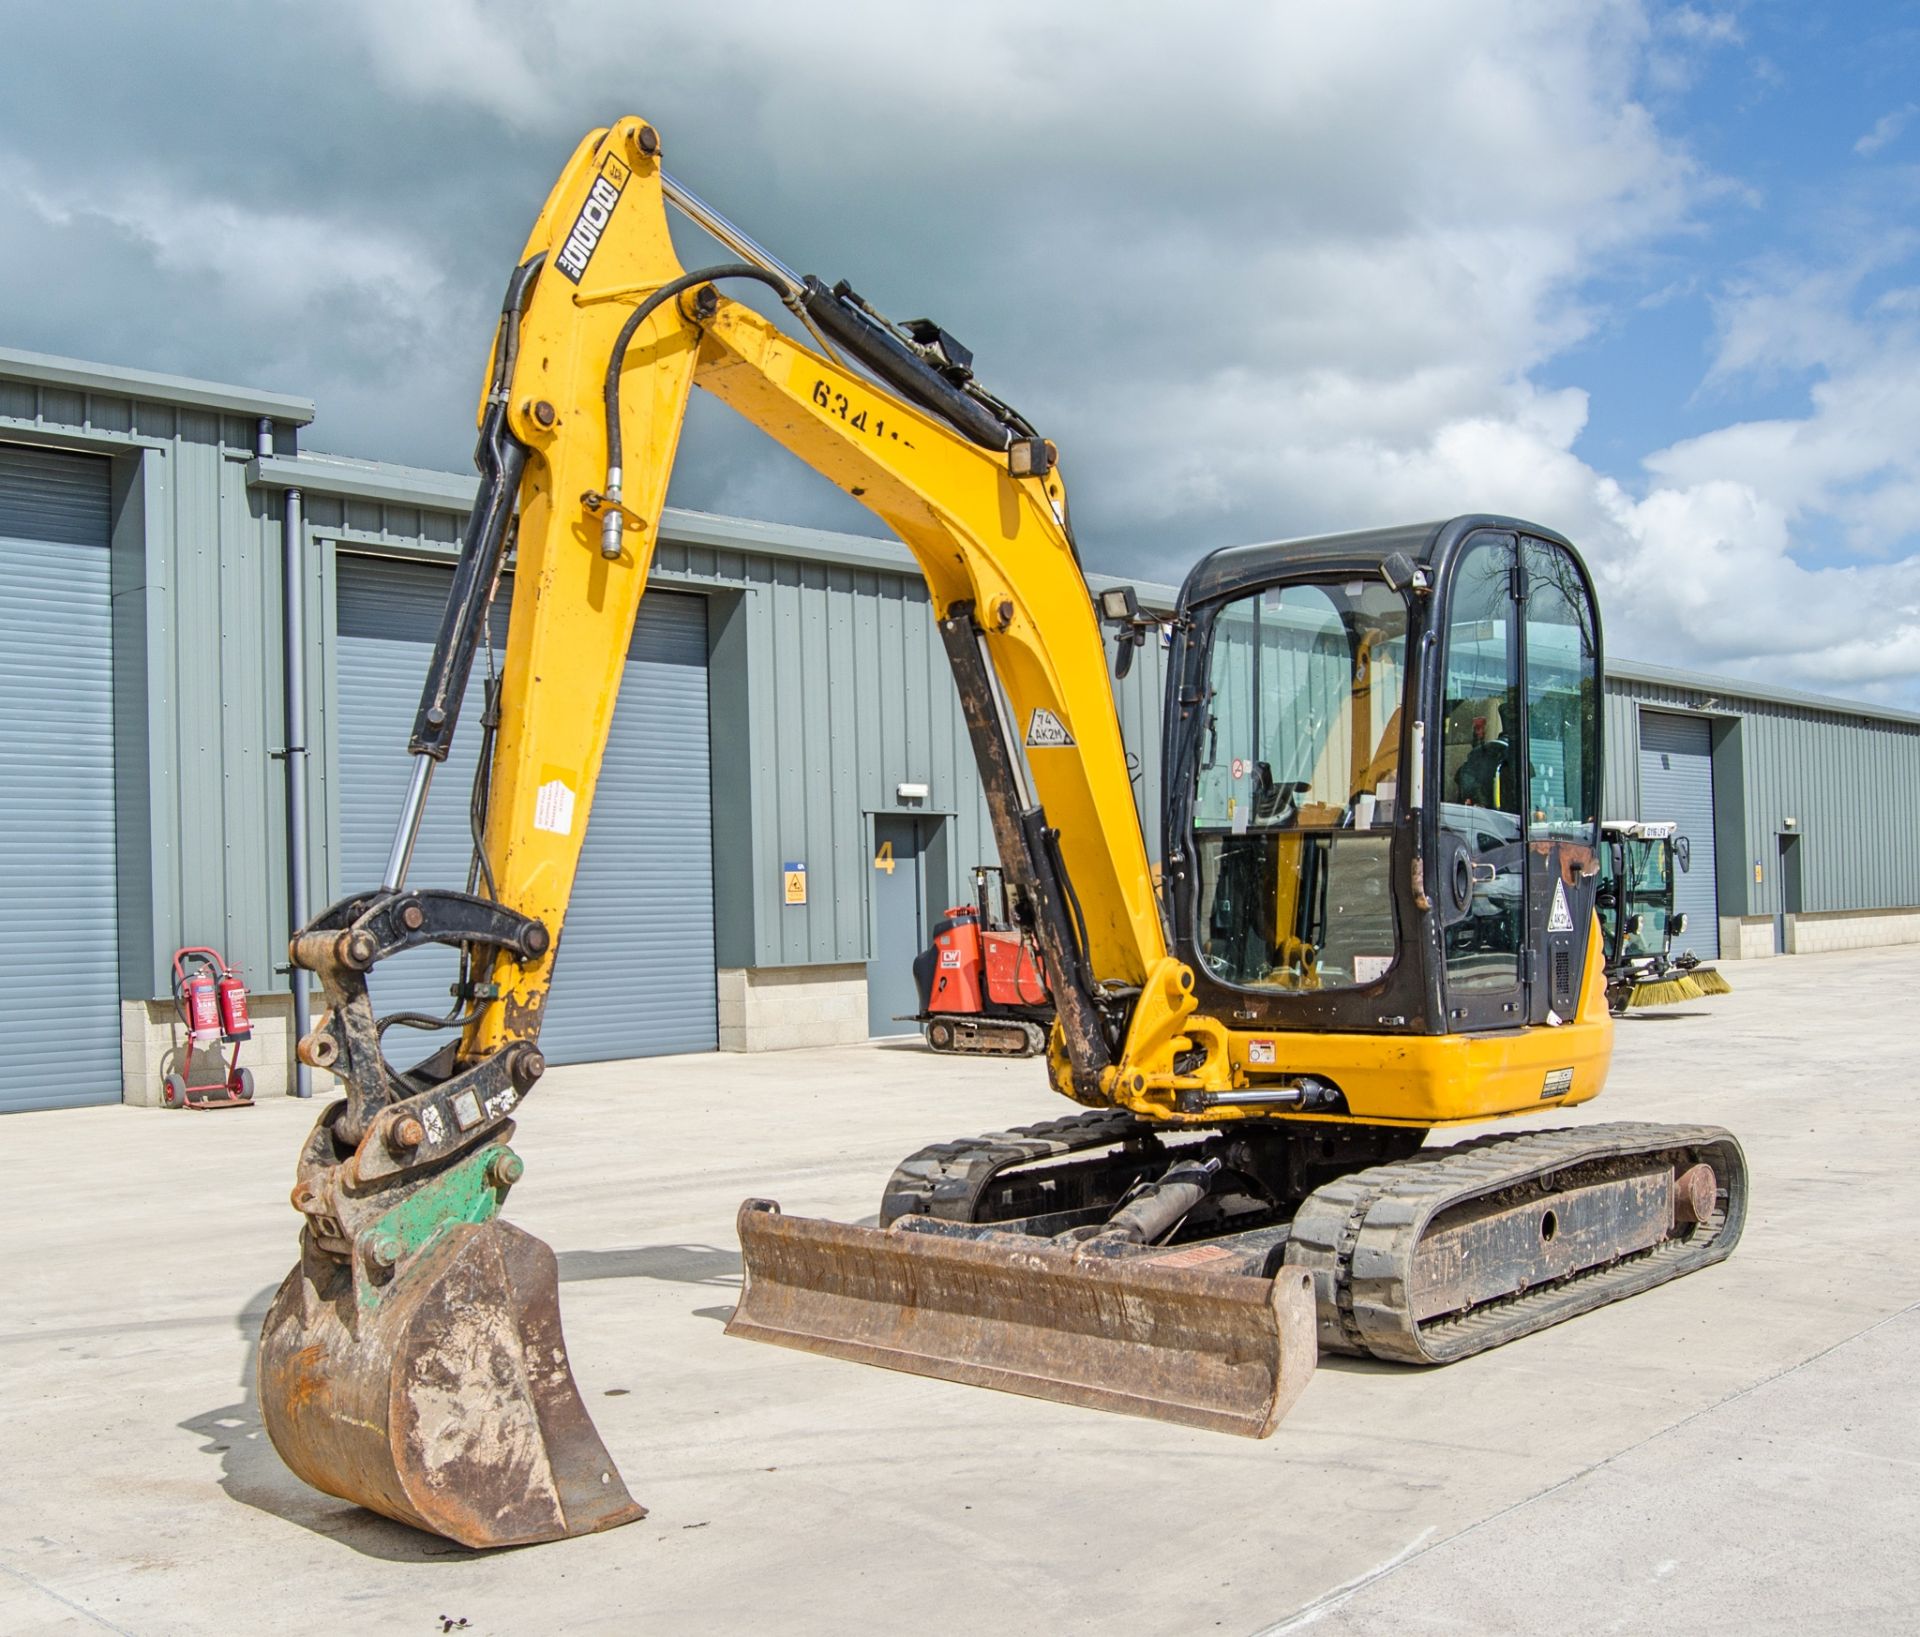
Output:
[258, 1218, 644, 1548]
[727, 1201, 1317, 1437]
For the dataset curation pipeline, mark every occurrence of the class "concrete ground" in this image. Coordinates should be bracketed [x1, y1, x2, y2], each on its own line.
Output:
[4, 947, 1917, 1637]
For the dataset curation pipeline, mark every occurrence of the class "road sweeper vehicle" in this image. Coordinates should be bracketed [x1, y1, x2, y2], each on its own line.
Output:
[259, 116, 1748, 1549]
[1596, 820, 1731, 1011]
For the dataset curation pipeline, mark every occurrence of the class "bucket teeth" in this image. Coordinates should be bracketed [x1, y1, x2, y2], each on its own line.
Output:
[258, 1219, 644, 1548]
[727, 1199, 1317, 1438]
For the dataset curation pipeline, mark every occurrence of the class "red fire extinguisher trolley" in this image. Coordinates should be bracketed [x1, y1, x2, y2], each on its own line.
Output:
[165, 947, 256, 1110]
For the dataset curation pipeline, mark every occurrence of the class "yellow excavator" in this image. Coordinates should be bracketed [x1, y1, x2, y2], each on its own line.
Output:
[259, 117, 1748, 1549]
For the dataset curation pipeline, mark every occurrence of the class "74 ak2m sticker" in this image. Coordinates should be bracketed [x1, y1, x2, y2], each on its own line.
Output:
[1025, 708, 1075, 747]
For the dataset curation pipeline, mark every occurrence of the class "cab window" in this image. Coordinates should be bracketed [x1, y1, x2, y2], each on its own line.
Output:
[1522, 540, 1599, 844]
[1438, 538, 1524, 992]
[1193, 578, 1408, 991]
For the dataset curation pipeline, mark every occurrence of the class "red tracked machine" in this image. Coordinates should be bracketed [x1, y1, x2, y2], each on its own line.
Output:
[165, 946, 256, 1109]
[910, 865, 1054, 1057]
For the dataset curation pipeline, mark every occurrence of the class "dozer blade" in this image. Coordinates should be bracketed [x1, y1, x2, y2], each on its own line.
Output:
[258, 1218, 644, 1548]
[727, 1200, 1317, 1437]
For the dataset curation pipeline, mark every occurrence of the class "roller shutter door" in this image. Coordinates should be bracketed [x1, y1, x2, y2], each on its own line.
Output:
[0, 446, 120, 1112]
[336, 557, 716, 1064]
[1638, 711, 1718, 959]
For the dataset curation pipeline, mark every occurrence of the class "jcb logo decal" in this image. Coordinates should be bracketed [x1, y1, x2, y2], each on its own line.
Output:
[555, 158, 629, 284]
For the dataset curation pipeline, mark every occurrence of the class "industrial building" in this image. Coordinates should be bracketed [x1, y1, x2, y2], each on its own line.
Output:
[4, 342, 1918, 1114]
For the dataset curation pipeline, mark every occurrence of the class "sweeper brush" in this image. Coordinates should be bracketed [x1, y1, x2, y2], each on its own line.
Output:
[1628, 974, 1705, 1007]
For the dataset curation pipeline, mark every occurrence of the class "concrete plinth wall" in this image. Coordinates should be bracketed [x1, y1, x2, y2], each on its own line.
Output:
[1721, 917, 1779, 960]
[1720, 907, 1920, 961]
[120, 993, 298, 1107]
[718, 964, 869, 1051]
[1785, 907, 1920, 955]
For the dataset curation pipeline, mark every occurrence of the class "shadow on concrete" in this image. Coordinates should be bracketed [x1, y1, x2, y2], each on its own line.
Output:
[1619, 1010, 1713, 1022]
[557, 1242, 741, 1289]
[180, 1283, 493, 1562]
[1312, 1354, 1405, 1376]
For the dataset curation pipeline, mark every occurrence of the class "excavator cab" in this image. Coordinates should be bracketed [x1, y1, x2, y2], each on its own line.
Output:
[1169, 517, 1605, 1047]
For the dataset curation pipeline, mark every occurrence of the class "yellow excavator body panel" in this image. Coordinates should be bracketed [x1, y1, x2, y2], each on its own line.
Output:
[1117, 926, 1614, 1126]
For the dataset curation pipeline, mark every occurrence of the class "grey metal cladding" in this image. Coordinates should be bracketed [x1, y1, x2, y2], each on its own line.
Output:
[0, 448, 119, 1111]
[1609, 668, 1920, 919]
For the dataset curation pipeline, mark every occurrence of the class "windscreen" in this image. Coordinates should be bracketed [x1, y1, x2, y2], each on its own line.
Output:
[1193, 578, 1408, 991]
[1621, 838, 1672, 956]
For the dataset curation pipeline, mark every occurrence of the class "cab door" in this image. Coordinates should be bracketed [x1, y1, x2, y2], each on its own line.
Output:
[1436, 533, 1527, 1029]
[1435, 532, 1603, 1031]
[1518, 536, 1602, 1024]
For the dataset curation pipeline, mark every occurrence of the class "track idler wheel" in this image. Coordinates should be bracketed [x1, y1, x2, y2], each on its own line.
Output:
[258, 1219, 643, 1548]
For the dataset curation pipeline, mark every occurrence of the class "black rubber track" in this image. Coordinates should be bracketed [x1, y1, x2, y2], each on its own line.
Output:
[879, 1108, 1145, 1227]
[1284, 1120, 1748, 1363]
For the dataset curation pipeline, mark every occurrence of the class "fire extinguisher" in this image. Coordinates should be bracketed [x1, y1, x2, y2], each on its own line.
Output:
[167, 947, 256, 1109]
[182, 963, 222, 1045]
[216, 968, 253, 1040]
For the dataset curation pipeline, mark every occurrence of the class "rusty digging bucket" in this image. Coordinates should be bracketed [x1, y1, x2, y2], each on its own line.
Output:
[258, 1219, 644, 1548]
[727, 1201, 1318, 1437]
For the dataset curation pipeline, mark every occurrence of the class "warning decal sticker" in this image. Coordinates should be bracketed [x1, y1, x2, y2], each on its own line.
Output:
[534, 777, 577, 836]
[1548, 878, 1575, 933]
[1143, 1242, 1237, 1269]
[1541, 1066, 1575, 1100]
[1025, 707, 1075, 748]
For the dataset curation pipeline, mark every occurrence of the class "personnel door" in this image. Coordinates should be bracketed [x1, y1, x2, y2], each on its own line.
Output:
[867, 816, 928, 1037]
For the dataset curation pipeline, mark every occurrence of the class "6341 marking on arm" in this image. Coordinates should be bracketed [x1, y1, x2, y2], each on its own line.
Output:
[811, 380, 913, 448]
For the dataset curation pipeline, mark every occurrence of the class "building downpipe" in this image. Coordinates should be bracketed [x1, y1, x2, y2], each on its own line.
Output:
[269, 418, 314, 1097]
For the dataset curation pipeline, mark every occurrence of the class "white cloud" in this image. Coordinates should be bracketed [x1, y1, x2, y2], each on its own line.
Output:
[1663, 7, 1743, 46]
[0, 149, 447, 321]
[1856, 104, 1918, 158]
[337, 0, 561, 130]
[0, 149, 483, 461]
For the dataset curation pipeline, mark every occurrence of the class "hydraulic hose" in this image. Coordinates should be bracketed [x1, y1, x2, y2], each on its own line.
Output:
[598, 263, 794, 558]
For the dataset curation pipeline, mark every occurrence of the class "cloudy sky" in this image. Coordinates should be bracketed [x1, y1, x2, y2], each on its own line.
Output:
[4, 2, 1918, 700]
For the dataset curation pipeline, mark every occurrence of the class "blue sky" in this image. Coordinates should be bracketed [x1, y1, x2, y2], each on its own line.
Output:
[1548, 3, 1920, 529]
[1, 2, 1917, 700]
